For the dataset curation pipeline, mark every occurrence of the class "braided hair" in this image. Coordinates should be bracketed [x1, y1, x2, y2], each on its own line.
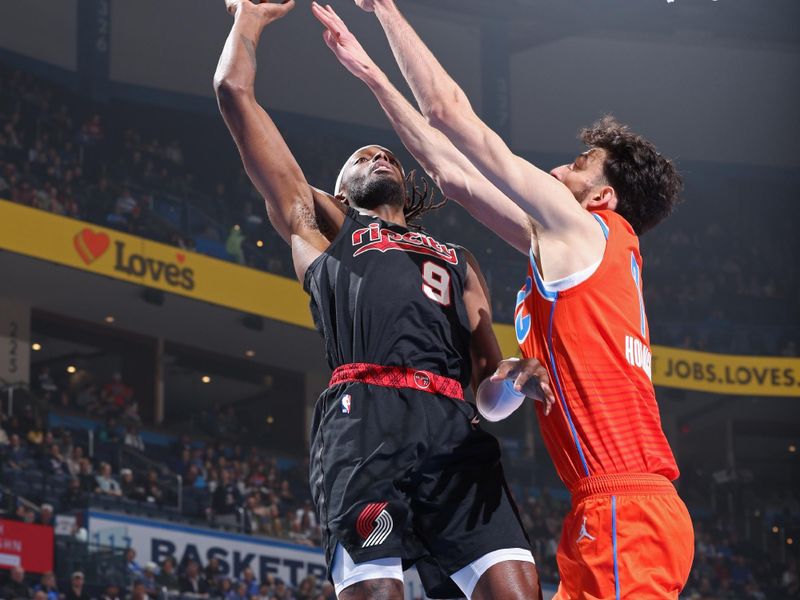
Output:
[403, 169, 447, 228]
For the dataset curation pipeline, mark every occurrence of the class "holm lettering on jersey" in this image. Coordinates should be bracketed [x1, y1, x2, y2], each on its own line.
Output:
[625, 335, 652, 380]
[351, 222, 458, 265]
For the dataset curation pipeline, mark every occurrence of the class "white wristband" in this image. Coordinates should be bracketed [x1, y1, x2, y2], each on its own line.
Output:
[476, 377, 526, 422]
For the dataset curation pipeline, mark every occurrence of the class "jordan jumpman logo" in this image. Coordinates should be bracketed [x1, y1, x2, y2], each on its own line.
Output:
[576, 517, 596, 543]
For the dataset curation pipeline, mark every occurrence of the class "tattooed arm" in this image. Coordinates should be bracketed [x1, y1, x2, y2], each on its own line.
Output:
[214, 0, 342, 282]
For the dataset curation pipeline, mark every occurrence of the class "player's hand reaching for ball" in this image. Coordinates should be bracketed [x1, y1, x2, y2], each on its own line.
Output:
[224, 0, 295, 26]
[312, 3, 380, 83]
[491, 357, 556, 416]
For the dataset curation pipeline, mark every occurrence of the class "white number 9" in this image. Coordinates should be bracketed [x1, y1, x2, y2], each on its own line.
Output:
[421, 261, 451, 306]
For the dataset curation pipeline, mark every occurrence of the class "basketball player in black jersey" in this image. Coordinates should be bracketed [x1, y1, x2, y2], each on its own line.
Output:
[214, 2, 552, 599]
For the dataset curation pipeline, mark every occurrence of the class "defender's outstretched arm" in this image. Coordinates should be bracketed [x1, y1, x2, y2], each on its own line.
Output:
[364, 0, 594, 236]
[214, 0, 336, 280]
[312, 3, 533, 255]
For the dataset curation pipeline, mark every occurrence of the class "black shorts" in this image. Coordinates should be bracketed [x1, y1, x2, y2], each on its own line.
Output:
[309, 381, 531, 598]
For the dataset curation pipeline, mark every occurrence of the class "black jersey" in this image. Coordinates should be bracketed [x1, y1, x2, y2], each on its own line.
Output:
[303, 207, 473, 387]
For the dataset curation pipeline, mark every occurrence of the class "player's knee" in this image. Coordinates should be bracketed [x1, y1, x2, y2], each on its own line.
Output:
[471, 561, 541, 600]
[337, 577, 404, 600]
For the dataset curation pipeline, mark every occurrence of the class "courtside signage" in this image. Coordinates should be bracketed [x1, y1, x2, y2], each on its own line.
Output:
[86, 511, 430, 600]
[0, 200, 311, 328]
[0, 519, 54, 573]
[650, 345, 800, 398]
[493, 329, 800, 398]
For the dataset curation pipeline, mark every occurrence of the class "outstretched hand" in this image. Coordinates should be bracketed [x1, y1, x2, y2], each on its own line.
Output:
[311, 2, 381, 83]
[490, 357, 556, 415]
[224, 0, 296, 25]
[353, 0, 377, 11]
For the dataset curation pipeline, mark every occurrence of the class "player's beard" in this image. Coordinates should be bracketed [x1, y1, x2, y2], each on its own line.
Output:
[346, 174, 405, 213]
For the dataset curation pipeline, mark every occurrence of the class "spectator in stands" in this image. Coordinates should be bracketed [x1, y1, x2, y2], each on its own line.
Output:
[36, 503, 54, 527]
[174, 447, 192, 477]
[101, 374, 133, 417]
[227, 581, 249, 600]
[96, 416, 121, 444]
[127, 580, 147, 600]
[126, 548, 143, 579]
[123, 425, 145, 452]
[41, 443, 68, 476]
[178, 560, 209, 598]
[295, 577, 316, 600]
[293, 500, 317, 541]
[209, 469, 240, 528]
[61, 478, 86, 511]
[156, 558, 179, 593]
[25, 416, 45, 455]
[239, 568, 259, 598]
[262, 490, 283, 537]
[143, 470, 164, 504]
[5, 434, 28, 469]
[77, 458, 96, 493]
[120, 468, 144, 501]
[2, 566, 31, 600]
[31, 592, 47, 600]
[225, 225, 245, 265]
[185, 464, 208, 490]
[66, 446, 84, 477]
[204, 558, 223, 586]
[33, 572, 58, 600]
[57, 430, 74, 459]
[76, 383, 101, 414]
[35, 366, 59, 400]
[272, 579, 293, 600]
[100, 584, 122, 600]
[141, 563, 159, 598]
[95, 461, 123, 497]
[65, 572, 89, 600]
[211, 577, 231, 600]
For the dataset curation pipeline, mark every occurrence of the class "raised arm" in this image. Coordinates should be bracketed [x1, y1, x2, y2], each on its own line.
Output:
[363, 0, 596, 237]
[312, 3, 533, 254]
[214, 0, 341, 281]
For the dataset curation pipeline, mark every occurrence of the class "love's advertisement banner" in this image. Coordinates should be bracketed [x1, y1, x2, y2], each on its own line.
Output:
[0, 199, 311, 328]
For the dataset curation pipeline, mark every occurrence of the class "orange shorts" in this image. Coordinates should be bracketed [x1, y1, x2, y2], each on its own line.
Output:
[553, 473, 694, 600]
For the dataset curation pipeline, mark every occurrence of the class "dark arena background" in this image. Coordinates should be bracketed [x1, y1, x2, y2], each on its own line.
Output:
[0, 1, 798, 599]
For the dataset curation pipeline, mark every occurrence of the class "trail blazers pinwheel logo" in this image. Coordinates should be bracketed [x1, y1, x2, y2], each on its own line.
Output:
[356, 502, 393, 548]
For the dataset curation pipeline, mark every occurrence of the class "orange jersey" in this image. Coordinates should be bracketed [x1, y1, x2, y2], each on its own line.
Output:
[514, 210, 679, 491]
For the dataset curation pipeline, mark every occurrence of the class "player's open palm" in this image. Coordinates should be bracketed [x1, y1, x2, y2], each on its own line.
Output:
[311, 2, 378, 82]
[224, 0, 295, 26]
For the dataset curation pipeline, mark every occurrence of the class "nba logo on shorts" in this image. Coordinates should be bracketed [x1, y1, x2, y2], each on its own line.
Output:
[341, 394, 352, 414]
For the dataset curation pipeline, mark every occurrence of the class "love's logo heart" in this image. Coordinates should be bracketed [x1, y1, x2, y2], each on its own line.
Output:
[73, 228, 110, 265]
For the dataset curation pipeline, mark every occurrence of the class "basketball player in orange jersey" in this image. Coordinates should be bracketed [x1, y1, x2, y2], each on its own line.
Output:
[313, 1, 694, 598]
